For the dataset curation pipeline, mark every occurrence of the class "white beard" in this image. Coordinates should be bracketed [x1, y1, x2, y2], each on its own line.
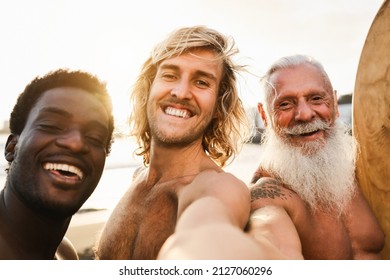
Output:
[258, 120, 357, 214]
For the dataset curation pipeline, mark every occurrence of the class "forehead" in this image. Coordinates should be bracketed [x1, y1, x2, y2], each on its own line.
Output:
[270, 64, 328, 96]
[30, 87, 109, 123]
[159, 49, 223, 78]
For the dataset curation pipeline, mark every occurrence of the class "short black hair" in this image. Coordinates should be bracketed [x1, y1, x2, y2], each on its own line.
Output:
[9, 68, 115, 154]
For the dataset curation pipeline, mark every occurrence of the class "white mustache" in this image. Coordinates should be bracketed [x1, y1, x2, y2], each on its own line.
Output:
[281, 119, 331, 135]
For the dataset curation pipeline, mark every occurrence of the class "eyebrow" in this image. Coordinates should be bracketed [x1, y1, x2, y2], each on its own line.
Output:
[39, 107, 71, 118]
[38, 107, 109, 133]
[159, 63, 218, 82]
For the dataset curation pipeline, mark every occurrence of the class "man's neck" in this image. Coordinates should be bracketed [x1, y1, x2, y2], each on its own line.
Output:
[0, 187, 71, 259]
[147, 140, 219, 185]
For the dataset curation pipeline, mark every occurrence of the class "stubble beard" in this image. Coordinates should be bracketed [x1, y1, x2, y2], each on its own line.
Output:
[8, 156, 79, 219]
[259, 120, 357, 214]
[148, 107, 214, 148]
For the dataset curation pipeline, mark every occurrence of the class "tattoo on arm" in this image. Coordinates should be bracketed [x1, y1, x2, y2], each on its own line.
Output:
[250, 178, 290, 202]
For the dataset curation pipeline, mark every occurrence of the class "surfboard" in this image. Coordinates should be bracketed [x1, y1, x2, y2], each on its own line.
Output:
[353, 0, 390, 259]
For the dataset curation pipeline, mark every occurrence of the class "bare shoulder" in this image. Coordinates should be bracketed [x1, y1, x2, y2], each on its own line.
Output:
[178, 169, 250, 219]
[55, 237, 78, 260]
[249, 177, 297, 210]
[0, 234, 15, 259]
[190, 169, 249, 198]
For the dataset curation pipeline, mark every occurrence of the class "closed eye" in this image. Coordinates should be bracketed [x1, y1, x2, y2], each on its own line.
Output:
[86, 132, 107, 147]
[37, 123, 64, 133]
[161, 72, 177, 81]
[86, 136, 106, 147]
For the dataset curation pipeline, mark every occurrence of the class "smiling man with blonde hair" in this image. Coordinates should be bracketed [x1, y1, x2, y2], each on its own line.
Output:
[96, 26, 301, 260]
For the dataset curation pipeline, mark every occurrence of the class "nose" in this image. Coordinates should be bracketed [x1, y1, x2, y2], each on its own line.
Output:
[295, 100, 315, 122]
[56, 129, 89, 153]
[171, 79, 192, 100]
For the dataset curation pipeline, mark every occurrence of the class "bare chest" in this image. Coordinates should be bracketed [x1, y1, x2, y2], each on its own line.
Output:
[296, 207, 383, 259]
[99, 179, 189, 260]
[298, 212, 352, 259]
[131, 185, 179, 259]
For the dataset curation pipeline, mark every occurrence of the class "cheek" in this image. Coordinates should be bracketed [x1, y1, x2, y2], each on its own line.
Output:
[149, 81, 170, 98]
[316, 105, 335, 120]
[92, 152, 107, 174]
[15, 134, 46, 160]
[198, 93, 217, 112]
[273, 110, 293, 128]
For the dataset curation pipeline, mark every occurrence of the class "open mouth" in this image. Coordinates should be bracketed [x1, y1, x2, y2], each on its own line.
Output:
[43, 162, 84, 181]
[298, 130, 320, 137]
[285, 120, 330, 138]
[164, 106, 192, 118]
[288, 130, 320, 139]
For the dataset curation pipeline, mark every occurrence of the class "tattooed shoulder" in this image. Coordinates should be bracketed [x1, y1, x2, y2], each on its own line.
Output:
[250, 177, 292, 201]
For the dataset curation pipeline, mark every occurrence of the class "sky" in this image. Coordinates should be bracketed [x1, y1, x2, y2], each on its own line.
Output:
[0, 0, 384, 130]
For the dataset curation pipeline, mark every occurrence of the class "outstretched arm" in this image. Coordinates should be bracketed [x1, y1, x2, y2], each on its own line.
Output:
[247, 206, 303, 259]
[247, 176, 304, 259]
[158, 197, 299, 259]
[157, 170, 300, 259]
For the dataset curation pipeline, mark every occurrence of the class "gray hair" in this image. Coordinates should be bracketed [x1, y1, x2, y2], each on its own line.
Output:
[261, 54, 333, 113]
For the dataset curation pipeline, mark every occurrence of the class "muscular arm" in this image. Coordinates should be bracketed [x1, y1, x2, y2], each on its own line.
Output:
[157, 170, 295, 259]
[247, 177, 303, 259]
[177, 170, 250, 229]
[247, 206, 303, 259]
[250, 176, 296, 211]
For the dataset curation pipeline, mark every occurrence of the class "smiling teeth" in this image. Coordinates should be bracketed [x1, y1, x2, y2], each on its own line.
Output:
[165, 107, 190, 118]
[43, 163, 84, 180]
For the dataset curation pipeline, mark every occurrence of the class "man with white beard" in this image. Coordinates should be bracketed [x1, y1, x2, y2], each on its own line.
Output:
[247, 54, 385, 259]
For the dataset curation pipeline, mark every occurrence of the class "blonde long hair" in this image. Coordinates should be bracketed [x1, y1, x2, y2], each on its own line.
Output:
[129, 25, 250, 167]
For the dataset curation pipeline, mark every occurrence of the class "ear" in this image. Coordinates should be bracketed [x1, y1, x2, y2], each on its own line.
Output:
[5, 134, 18, 163]
[257, 102, 268, 127]
[333, 90, 340, 118]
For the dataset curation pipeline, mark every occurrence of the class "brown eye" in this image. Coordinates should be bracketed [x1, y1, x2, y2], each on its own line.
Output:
[195, 80, 209, 88]
[278, 101, 292, 110]
[311, 95, 324, 104]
